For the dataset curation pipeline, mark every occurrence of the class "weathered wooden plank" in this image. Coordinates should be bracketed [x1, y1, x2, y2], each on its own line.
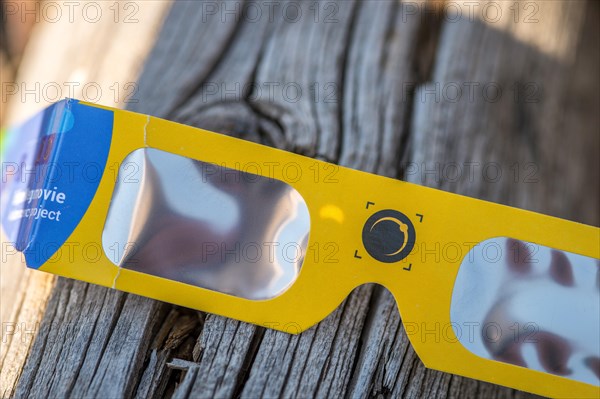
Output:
[6, 1, 598, 398]
[183, 315, 259, 398]
[131, 0, 244, 119]
[408, 1, 590, 211]
[134, 309, 200, 399]
[0, 268, 54, 398]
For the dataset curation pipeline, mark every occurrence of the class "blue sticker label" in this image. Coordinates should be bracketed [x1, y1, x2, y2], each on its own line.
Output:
[1, 99, 114, 268]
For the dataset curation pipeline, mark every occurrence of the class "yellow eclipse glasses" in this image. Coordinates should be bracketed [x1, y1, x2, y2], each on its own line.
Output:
[1, 99, 598, 398]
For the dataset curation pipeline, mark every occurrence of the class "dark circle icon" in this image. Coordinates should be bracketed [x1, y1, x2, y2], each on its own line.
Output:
[362, 209, 416, 263]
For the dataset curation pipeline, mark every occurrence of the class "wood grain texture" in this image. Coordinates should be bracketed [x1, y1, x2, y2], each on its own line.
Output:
[6, 1, 599, 398]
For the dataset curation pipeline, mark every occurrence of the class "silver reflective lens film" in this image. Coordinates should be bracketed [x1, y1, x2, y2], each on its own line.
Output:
[102, 148, 311, 300]
[451, 237, 600, 385]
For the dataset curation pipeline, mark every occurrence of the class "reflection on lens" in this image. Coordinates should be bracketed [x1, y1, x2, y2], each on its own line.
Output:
[102, 148, 311, 300]
[451, 237, 600, 385]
